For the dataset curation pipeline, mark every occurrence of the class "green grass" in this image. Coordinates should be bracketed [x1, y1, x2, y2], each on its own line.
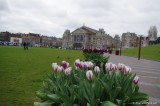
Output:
[122, 44, 160, 60]
[0, 46, 84, 106]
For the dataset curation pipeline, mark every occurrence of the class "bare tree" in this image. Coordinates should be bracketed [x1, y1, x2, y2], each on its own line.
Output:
[148, 26, 158, 41]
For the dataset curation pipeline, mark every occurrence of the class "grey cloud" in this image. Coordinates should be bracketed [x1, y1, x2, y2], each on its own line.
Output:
[0, 0, 160, 37]
[0, 0, 9, 11]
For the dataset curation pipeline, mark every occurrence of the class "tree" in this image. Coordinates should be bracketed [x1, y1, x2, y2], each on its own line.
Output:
[148, 26, 158, 41]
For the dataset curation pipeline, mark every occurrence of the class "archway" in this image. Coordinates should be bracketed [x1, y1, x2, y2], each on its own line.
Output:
[73, 43, 83, 49]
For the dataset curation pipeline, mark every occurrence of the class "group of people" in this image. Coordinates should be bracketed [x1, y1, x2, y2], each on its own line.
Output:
[23, 42, 29, 50]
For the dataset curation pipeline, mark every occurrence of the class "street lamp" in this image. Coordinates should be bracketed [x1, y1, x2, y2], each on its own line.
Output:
[120, 42, 122, 56]
[138, 36, 142, 60]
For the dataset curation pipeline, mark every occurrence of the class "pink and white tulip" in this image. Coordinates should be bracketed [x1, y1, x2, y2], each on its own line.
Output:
[86, 70, 94, 80]
[79, 61, 84, 69]
[61, 61, 69, 69]
[64, 67, 72, 76]
[110, 64, 118, 71]
[133, 76, 139, 85]
[105, 62, 112, 70]
[118, 63, 125, 71]
[94, 66, 100, 73]
[124, 66, 132, 74]
[56, 66, 64, 72]
[105, 62, 116, 71]
[74, 59, 80, 68]
[88, 62, 94, 69]
[52, 63, 58, 72]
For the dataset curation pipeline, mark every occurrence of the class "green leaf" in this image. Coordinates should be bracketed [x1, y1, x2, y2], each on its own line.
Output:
[36, 91, 47, 100]
[130, 92, 149, 102]
[101, 101, 117, 106]
[47, 94, 61, 103]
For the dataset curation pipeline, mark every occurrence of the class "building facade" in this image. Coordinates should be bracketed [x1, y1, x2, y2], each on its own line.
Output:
[121, 32, 137, 49]
[10, 37, 22, 46]
[22, 33, 40, 46]
[62, 26, 119, 49]
[40, 36, 62, 47]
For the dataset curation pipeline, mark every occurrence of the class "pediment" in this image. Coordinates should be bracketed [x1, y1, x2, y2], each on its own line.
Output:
[72, 28, 88, 34]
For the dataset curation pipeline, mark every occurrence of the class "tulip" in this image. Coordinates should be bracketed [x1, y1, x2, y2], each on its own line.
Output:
[118, 63, 125, 71]
[52, 63, 57, 68]
[64, 67, 72, 76]
[94, 66, 100, 73]
[86, 70, 94, 80]
[110, 64, 118, 71]
[83, 62, 89, 70]
[105, 62, 113, 71]
[74, 59, 80, 67]
[56, 66, 64, 72]
[79, 61, 84, 69]
[61, 61, 69, 69]
[133, 76, 139, 85]
[124, 66, 132, 74]
[88, 62, 94, 69]
[52, 63, 58, 72]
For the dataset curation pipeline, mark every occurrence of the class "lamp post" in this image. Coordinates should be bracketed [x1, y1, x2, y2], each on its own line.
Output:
[120, 42, 122, 56]
[138, 36, 142, 60]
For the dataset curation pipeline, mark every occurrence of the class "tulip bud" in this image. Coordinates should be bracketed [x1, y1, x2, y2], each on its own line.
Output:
[52, 63, 58, 72]
[83, 62, 89, 70]
[79, 61, 84, 69]
[105, 62, 113, 71]
[56, 66, 64, 72]
[110, 64, 118, 71]
[61, 61, 69, 69]
[133, 76, 139, 85]
[52, 63, 57, 68]
[74, 59, 80, 67]
[124, 66, 132, 74]
[65, 67, 72, 76]
[86, 70, 94, 80]
[88, 62, 94, 69]
[94, 66, 100, 73]
[118, 63, 125, 71]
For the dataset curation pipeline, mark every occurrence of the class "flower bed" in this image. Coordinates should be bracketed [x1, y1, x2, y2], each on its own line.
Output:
[34, 60, 149, 106]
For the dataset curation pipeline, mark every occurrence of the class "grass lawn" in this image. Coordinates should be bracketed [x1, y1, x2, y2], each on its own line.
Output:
[122, 44, 160, 60]
[0, 46, 84, 106]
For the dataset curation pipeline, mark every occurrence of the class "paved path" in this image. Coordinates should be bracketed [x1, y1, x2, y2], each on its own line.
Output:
[104, 54, 160, 106]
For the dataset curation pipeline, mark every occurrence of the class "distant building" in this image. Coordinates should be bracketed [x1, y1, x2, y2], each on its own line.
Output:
[137, 36, 149, 47]
[149, 37, 160, 45]
[0, 31, 10, 42]
[10, 37, 22, 46]
[22, 33, 40, 46]
[121, 32, 137, 48]
[62, 25, 118, 49]
[40, 36, 62, 47]
[40, 36, 57, 47]
[113, 35, 120, 49]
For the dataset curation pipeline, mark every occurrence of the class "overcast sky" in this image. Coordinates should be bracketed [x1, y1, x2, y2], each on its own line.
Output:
[0, 0, 160, 37]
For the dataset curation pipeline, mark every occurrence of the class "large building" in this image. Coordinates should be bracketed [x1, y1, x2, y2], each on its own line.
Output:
[121, 32, 137, 48]
[22, 33, 40, 46]
[62, 26, 119, 49]
[40, 36, 62, 47]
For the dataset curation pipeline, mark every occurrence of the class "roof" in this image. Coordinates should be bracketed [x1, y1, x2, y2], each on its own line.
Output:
[72, 26, 97, 34]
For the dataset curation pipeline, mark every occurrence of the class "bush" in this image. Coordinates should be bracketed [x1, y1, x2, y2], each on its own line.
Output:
[34, 61, 149, 106]
[83, 52, 109, 67]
